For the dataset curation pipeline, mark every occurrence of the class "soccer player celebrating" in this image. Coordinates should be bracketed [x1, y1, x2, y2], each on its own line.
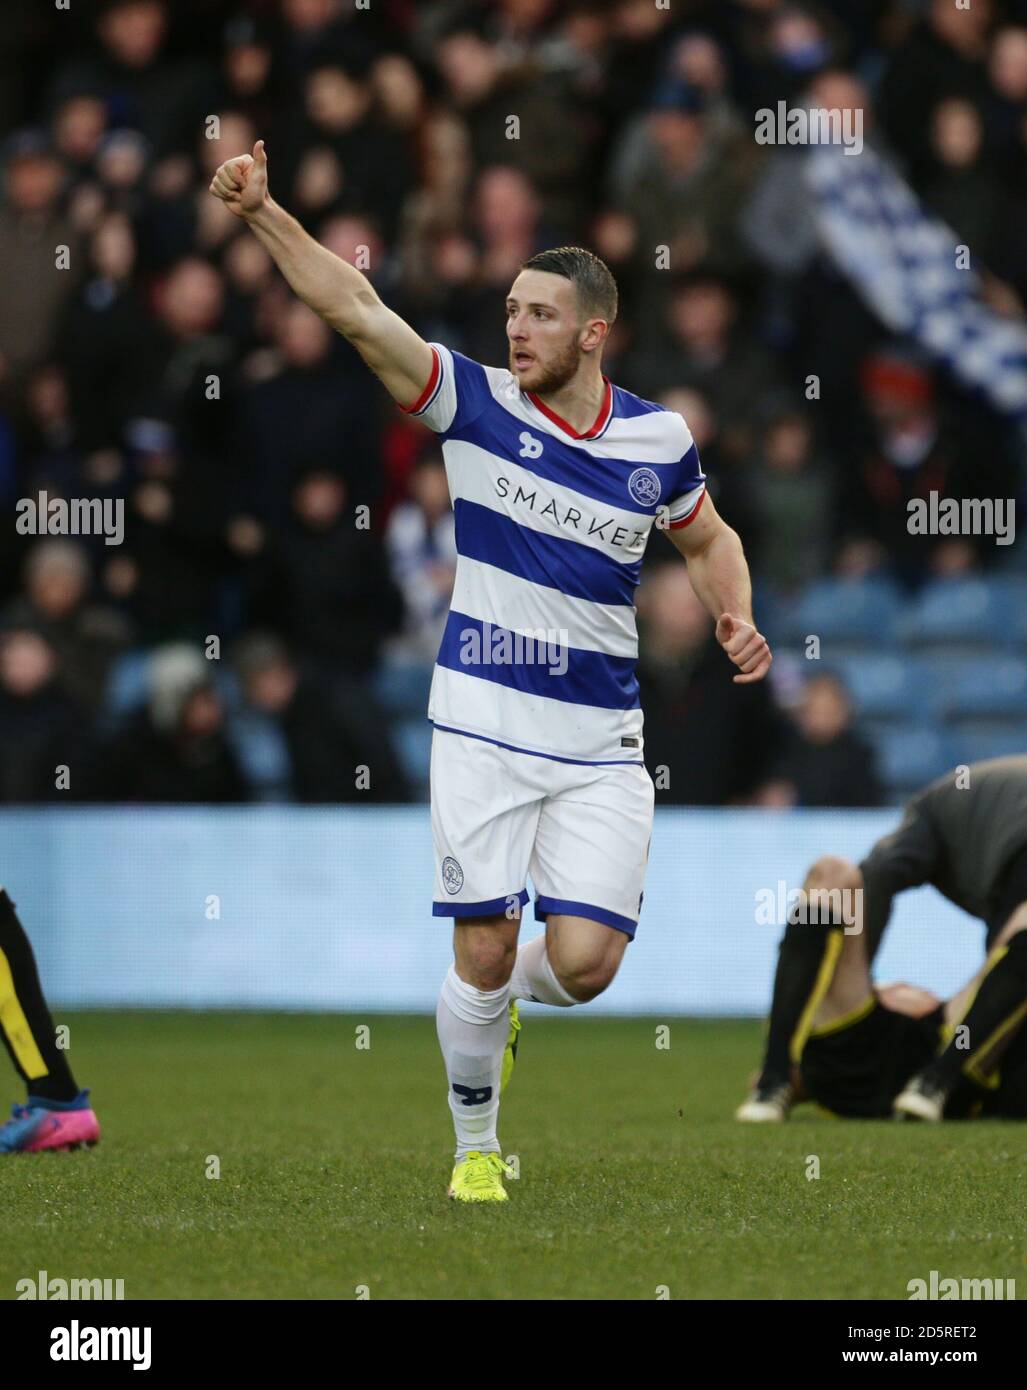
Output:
[738, 755, 1027, 1123]
[211, 143, 770, 1200]
[0, 888, 100, 1153]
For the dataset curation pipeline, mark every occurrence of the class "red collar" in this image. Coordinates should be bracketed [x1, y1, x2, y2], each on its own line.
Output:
[526, 377, 613, 440]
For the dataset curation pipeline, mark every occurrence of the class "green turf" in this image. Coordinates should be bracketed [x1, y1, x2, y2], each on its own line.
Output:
[0, 1011, 1023, 1299]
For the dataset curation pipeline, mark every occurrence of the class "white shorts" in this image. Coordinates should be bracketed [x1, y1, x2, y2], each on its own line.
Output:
[430, 727, 655, 938]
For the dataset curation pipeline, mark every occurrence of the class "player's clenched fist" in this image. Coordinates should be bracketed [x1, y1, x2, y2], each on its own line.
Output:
[716, 614, 772, 684]
[208, 139, 269, 219]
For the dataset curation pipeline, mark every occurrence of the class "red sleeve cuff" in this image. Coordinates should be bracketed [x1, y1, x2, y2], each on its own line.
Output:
[667, 487, 706, 529]
[400, 345, 441, 414]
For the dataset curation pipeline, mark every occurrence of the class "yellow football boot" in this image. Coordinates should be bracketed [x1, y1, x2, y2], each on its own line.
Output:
[501, 1001, 521, 1095]
[447, 1151, 513, 1202]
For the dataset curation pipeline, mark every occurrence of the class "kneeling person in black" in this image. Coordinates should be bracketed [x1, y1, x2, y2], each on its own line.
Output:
[738, 755, 1027, 1120]
[799, 907, 1027, 1120]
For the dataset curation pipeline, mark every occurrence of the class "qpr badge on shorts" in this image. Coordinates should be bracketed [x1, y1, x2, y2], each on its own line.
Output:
[442, 856, 464, 894]
[628, 467, 661, 506]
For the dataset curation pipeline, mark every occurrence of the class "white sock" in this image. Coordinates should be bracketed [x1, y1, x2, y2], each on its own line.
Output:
[509, 934, 578, 1006]
[436, 965, 509, 1161]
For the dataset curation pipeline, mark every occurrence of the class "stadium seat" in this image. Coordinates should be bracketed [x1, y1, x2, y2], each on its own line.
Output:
[914, 649, 984, 692]
[103, 648, 152, 717]
[897, 578, 1016, 652]
[859, 715, 914, 750]
[229, 713, 292, 798]
[946, 727, 1027, 765]
[750, 582, 790, 648]
[939, 656, 1027, 723]
[774, 576, 902, 653]
[372, 661, 434, 717]
[835, 652, 939, 721]
[394, 718, 433, 796]
[986, 575, 1027, 645]
[873, 724, 954, 797]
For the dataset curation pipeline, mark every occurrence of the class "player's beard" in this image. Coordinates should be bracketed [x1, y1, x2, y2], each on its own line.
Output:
[510, 334, 582, 395]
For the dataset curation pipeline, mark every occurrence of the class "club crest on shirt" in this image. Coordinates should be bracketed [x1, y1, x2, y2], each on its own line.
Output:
[628, 467, 661, 506]
[442, 856, 464, 894]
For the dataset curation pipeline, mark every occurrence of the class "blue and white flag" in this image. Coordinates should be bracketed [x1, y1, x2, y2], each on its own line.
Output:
[805, 144, 1027, 417]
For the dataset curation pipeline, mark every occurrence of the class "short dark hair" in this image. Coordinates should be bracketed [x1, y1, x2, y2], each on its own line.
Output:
[519, 246, 618, 325]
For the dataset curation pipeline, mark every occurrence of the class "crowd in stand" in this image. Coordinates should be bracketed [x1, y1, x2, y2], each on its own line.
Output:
[1, 0, 1025, 807]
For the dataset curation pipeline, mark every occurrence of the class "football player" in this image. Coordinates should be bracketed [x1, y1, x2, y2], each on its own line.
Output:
[738, 755, 1027, 1122]
[786, 892, 1027, 1121]
[210, 142, 771, 1200]
[0, 888, 100, 1153]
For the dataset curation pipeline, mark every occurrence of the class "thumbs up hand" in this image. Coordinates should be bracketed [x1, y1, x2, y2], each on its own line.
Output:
[209, 139, 269, 220]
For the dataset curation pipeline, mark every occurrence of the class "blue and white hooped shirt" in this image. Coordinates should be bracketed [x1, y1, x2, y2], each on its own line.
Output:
[402, 343, 706, 765]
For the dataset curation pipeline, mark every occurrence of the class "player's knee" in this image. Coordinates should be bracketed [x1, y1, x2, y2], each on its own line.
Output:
[455, 919, 516, 990]
[560, 969, 607, 1003]
[806, 855, 860, 894]
[995, 903, 1027, 947]
[465, 946, 515, 991]
[557, 955, 620, 1002]
[994, 919, 1027, 972]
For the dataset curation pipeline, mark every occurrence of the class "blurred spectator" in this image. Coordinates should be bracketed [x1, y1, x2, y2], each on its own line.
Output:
[107, 420, 232, 643]
[47, 0, 216, 160]
[58, 209, 150, 450]
[657, 383, 754, 549]
[131, 255, 235, 457]
[743, 406, 833, 593]
[607, 81, 762, 301]
[845, 352, 947, 580]
[279, 62, 415, 242]
[385, 454, 456, 666]
[18, 364, 82, 498]
[0, 628, 90, 802]
[97, 644, 247, 803]
[622, 273, 784, 463]
[984, 25, 1027, 302]
[986, 24, 1027, 170]
[758, 672, 882, 808]
[399, 110, 474, 273]
[235, 296, 379, 517]
[432, 20, 593, 238]
[922, 98, 1000, 261]
[741, 68, 874, 277]
[742, 4, 847, 113]
[216, 15, 279, 137]
[449, 165, 555, 363]
[881, 0, 994, 182]
[0, 134, 80, 383]
[247, 467, 402, 682]
[635, 564, 783, 805]
[220, 230, 275, 347]
[277, 0, 386, 88]
[3, 540, 131, 711]
[843, 350, 1016, 583]
[233, 633, 410, 803]
[52, 94, 109, 178]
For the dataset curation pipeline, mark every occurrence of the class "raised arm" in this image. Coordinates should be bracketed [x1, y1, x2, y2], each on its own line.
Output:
[209, 140, 434, 409]
[664, 491, 772, 683]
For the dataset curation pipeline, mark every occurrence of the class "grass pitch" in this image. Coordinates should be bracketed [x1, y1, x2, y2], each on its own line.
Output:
[0, 1011, 1023, 1300]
